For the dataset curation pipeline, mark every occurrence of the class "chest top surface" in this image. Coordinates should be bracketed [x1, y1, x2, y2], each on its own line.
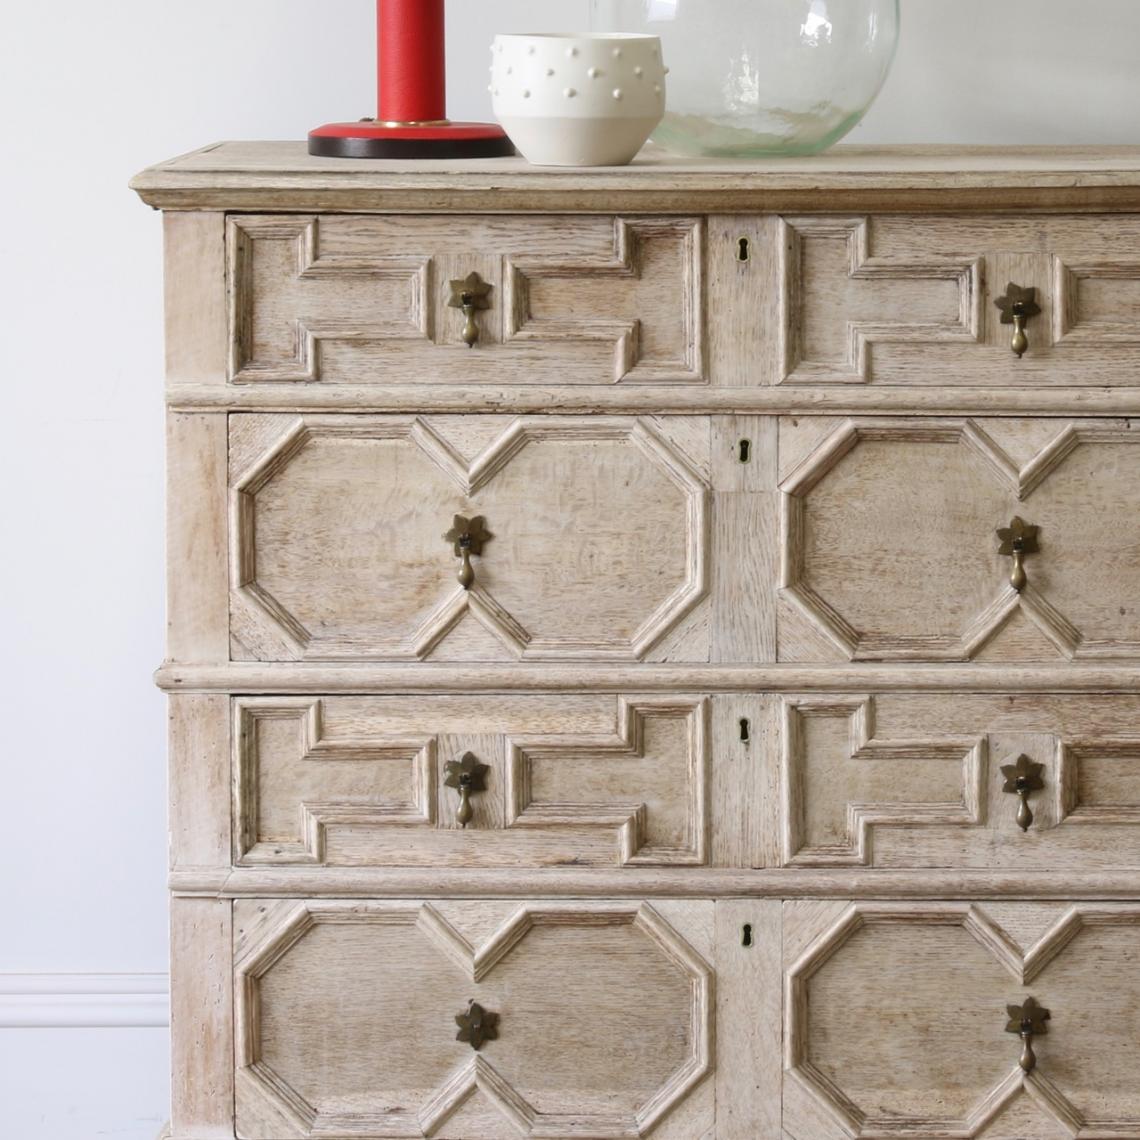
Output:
[132, 142, 1140, 213]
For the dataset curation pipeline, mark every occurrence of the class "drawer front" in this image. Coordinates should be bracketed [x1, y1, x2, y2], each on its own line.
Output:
[234, 898, 714, 1139]
[778, 416, 1140, 661]
[230, 414, 712, 663]
[781, 692, 1140, 870]
[783, 900, 1140, 1139]
[234, 693, 715, 869]
[771, 213, 1140, 387]
[228, 214, 704, 386]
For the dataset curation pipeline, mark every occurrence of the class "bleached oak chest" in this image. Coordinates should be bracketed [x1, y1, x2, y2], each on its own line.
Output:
[134, 143, 1140, 1139]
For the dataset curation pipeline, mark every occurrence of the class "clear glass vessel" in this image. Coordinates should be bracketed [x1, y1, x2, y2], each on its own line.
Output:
[590, 0, 900, 156]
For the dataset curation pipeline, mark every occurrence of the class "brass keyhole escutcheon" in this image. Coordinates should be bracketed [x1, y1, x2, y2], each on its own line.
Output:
[1006, 997, 1051, 1073]
[448, 271, 493, 347]
[1001, 754, 1046, 832]
[995, 283, 1042, 359]
[444, 752, 490, 829]
[997, 516, 1040, 594]
[443, 514, 492, 591]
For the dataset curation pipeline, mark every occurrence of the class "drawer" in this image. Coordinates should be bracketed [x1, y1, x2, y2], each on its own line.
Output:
[229, 413, 725, 663]
[778, 415, 1140, 661]
[783, 900, 1140, 1139]
[780, 691, 1140, 870]
[228, 214, 704, 386]
[234, 693, 728, 869]
[233, 898, 715, 1139]
[766, 213, 1140, 387]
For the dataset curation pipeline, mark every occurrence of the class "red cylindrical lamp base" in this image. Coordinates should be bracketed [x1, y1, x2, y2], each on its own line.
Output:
[379, 0, 445, 124]
[308, 0, 513, 160]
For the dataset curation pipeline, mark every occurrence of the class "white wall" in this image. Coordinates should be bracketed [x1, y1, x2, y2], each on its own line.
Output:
[1, 1, 1137, 1136]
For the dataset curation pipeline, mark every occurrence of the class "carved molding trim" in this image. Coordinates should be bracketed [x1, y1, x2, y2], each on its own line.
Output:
[505, 696, 709, 866]
[780, 418, 1140, 661]
[233, 698, 436, 865]
[503, 217, 705, 384]
[230, 415, 708, 662]
[785, 902, 1140, 1138]
[235, 901, 712, 1138]
[233, 695, 711, 869]
[228, 216, 432, 383]
[781, 697, 985, 867]
[1052, 255, 1140, 345]
[777, 216, 982, 385]
[1059, 739, 1140, 826]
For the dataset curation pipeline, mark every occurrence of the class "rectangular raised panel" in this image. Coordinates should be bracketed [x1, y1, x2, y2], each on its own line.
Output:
[778, 416, 1140, 662]
[228, 414, 712, 663]
[783, 901, 1140, 1139]
[775, 214, 1140, 387]
[234, 898, 715, 1139]
[228, 214, 704, 386]
[235, 694, 711, 869]
[781, 693, 1140, 871]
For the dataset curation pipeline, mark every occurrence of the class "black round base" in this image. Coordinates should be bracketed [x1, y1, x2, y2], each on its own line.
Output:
[308, 133, 516, 160]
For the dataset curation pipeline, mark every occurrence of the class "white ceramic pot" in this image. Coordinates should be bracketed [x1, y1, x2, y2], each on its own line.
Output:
[491, 33, 666, 167]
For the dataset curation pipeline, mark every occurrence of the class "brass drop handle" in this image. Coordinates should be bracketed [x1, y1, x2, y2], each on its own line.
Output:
[1006, 998, 1051, 1073]
[447, 271, 493, 348]
[995, 283, 1042, 359]
[455, 1000, 499, 1051]
[444, 752, 489, 828]
[1001, 755, 1046, 832]
[996, 517, 1040, 594]
[444, 514, 492, 591]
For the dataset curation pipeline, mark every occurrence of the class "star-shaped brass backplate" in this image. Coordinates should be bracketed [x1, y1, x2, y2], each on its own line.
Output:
[1006, 996, 1051, 1036]
[996, 516, 1040, 557]
[994, 283, 1042, 324]
[444, 514, 492, 558]
[1001, 754, 1046, 794]
[443, 752, 490, 794]
[455, 1001, 499, 1051]
[448, 271, 493, 312]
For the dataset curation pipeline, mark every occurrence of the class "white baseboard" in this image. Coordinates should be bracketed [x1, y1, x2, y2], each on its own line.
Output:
[0, 973, 170, 1028]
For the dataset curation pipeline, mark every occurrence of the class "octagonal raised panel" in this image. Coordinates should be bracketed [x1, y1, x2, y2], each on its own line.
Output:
[784, 901, 1140, 1139]
[229, 415, 708, 662]
[234, 899, 713, 1138]
[780, 418, 1140, 661]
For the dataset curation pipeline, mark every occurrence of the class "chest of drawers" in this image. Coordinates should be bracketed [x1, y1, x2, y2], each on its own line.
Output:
[134, 145, 1140, 1139]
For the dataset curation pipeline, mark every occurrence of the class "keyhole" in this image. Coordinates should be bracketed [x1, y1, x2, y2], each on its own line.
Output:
[742, 924, 753, 947]
[739, 717, 750, 743]
[738, 439, 751, 463]
[736, 236, 751, 262]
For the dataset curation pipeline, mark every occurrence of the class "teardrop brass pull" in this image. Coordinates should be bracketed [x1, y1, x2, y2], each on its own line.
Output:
[996, 516, 1040, 593]
[1005, 997, 1051, 1073]
[447, 271, 493, 347]
[455, 1000, 499, 1051]
[443, 514, 492, 590]
[444, 752, 489, 828]
[1001, 754, 1046, 832]
[995, 283, 1042, 359]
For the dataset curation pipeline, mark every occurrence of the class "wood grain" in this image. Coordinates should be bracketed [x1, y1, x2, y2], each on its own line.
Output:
[149, 145, 1140, 1137]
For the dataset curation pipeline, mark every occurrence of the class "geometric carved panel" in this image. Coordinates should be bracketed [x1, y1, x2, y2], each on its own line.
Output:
[778, 216, 982, 385]
[230, 415, 708, 662]
[781, 693, 1140, 871]
[228, 214, 704, 386]
[234, 695, 709, 868]
[781, 697, 984, 866]
[785, 902, 1140, 1138]
[235, 900, 713, 1138]
[781, 418, 1140, 661]
[777, 214, 1140, 388]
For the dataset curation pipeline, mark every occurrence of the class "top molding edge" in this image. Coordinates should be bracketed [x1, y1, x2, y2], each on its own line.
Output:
[131, 142, 1140, 213]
